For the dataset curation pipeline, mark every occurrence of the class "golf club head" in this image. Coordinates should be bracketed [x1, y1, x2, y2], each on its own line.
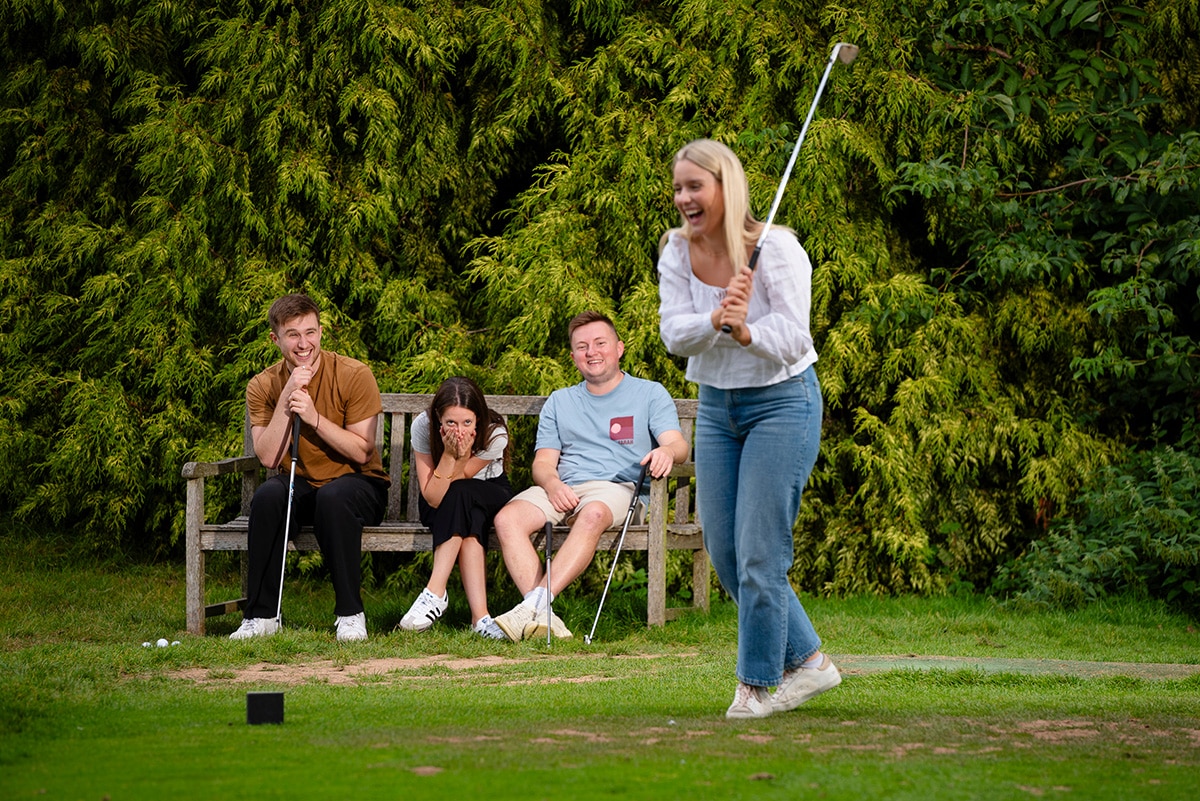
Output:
[835, 42, 859, 65]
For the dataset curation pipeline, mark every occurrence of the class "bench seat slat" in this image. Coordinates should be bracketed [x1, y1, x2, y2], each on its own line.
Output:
[199, 523, 704, 551]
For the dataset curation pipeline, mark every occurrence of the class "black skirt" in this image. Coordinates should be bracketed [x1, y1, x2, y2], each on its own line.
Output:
[417, 474, 513, 550]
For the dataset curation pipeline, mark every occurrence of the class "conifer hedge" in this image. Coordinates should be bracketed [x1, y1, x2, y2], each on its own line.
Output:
[2, 0, 1197, 598]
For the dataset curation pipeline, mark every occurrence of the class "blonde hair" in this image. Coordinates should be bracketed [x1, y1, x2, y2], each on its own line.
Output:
[666, 139, 761, 272]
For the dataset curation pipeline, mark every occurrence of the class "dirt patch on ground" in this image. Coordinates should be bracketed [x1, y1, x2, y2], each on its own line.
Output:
[170, 651, 1200, 687]
[171, 651, 683, 686]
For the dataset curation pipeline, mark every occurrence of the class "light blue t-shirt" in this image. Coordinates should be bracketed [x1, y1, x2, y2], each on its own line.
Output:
[536, 373, 681, 487]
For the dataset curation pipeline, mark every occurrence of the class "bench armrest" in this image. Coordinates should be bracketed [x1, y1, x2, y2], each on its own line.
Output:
[182, 455, 262, 480]
[666, 463, 695, 479]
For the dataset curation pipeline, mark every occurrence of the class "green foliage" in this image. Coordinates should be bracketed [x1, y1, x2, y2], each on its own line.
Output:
[793, 0, 1199, 593]
[1, 0, 1198, 601]
[993, 444, 1200, 617]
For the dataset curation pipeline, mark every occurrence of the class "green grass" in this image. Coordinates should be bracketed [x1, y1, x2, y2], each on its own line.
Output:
[2, 536, 1198, 800]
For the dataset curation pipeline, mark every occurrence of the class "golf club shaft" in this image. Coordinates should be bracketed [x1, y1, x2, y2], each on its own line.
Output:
[545, 521, 553, 646]
[585, 463, 649, 644]
[721, 41, 853, 334]
[274, 415, 303, 622]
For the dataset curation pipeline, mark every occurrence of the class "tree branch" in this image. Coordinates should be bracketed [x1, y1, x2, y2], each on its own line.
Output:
[943, 43, 1033, 76]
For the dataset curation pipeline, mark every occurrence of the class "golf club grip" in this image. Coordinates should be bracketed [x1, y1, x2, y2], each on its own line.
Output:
[290, 414, 302, 460]
[622, 463, 649, 529]
[720, 245, 764, 334]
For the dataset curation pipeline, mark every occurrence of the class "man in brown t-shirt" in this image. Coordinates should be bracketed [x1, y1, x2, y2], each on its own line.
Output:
[230, 294, 390, 642]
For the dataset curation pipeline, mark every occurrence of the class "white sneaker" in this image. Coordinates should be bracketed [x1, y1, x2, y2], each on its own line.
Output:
[726, 682, 773, 719]
[335, 612, 368, 642]
[770, 654, 842, 712]
[229, 617, 280, 640]
[397, 588, 449, 632]
[493, 602, 538, 642]
[525, 609, 573, 641]
[473, 615, 506, 640]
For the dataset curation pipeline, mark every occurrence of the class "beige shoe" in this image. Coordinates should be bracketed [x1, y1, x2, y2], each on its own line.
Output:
[525, 609, 573, 641]
[493, 602, 538, 642]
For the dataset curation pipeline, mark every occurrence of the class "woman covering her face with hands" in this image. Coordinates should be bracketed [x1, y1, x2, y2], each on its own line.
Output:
[657, 138, 840, 718]
[397, 376, 512, 639]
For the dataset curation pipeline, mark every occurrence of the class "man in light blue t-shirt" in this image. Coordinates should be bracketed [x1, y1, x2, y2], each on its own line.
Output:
[492, 311, 690, 642]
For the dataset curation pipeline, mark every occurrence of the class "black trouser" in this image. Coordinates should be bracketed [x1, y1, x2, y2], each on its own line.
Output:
[244, 472, 388, 619]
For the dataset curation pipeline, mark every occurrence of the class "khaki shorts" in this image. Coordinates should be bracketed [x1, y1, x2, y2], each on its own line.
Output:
[511, 480, 644, 527]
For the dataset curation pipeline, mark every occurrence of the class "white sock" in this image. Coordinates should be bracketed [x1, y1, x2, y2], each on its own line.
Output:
[802, 652, 825, 669]
[523, 586, 550, 612]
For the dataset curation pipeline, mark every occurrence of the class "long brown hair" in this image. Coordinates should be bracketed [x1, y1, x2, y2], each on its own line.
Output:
[427, 376, 508, 470]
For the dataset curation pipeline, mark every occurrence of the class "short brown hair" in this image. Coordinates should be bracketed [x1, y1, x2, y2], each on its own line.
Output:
[268, 294, 320, 333]
[567, 310, 618, 343]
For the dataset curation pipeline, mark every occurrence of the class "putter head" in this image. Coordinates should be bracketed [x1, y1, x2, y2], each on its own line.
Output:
[835, 42, 859, 65]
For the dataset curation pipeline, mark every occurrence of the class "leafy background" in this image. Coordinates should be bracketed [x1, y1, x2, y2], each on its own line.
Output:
[1, 0, 1197, 608]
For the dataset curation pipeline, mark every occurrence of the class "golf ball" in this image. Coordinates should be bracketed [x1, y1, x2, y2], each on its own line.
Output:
[142, 642, 151, 647]
[156, 638, 169, 648]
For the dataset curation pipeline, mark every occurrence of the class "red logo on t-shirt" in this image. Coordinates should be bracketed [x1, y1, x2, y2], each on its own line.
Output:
[609, 416, 634, 445]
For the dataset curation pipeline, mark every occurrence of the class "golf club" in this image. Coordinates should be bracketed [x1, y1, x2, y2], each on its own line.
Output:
[544, 520, 554, 646]
[273, 414, 303, 625]
[721, 40, 859, 333]
[584, 463, 649, 644]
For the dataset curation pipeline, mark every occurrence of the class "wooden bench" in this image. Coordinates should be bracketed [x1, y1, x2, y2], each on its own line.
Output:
[182, 393, 708, 635]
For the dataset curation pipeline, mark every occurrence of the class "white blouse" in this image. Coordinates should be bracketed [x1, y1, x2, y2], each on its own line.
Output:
[658, 228, 818, 390]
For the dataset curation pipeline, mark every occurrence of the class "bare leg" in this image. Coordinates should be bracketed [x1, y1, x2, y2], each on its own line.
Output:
[457, 536, 490, 623]
[546, 502, 613, 596]
[494, 499, 549, 596]
[426, 537, 463, 597]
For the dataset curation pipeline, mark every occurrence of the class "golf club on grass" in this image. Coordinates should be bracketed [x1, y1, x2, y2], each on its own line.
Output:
[273, 414, 303, 626]
[721, 40, 860, 334]
[544, 521, 554, 646]
[584, 463, 649, 644]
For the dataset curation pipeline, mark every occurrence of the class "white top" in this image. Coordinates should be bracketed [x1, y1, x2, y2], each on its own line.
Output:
[658, 228, 817, 389]
[411, 411, 507, 481]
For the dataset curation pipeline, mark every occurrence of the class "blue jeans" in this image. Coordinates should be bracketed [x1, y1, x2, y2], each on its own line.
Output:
[697, 369, 823, 687]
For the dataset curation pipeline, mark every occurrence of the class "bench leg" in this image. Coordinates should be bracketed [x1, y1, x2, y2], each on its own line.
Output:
[647, 510, 666, 628]
[185, 478, 206, 636]
[692, 547, 710, 612]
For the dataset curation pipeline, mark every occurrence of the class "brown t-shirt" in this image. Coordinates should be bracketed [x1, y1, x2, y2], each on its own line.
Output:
[246, 351, 390, 487]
